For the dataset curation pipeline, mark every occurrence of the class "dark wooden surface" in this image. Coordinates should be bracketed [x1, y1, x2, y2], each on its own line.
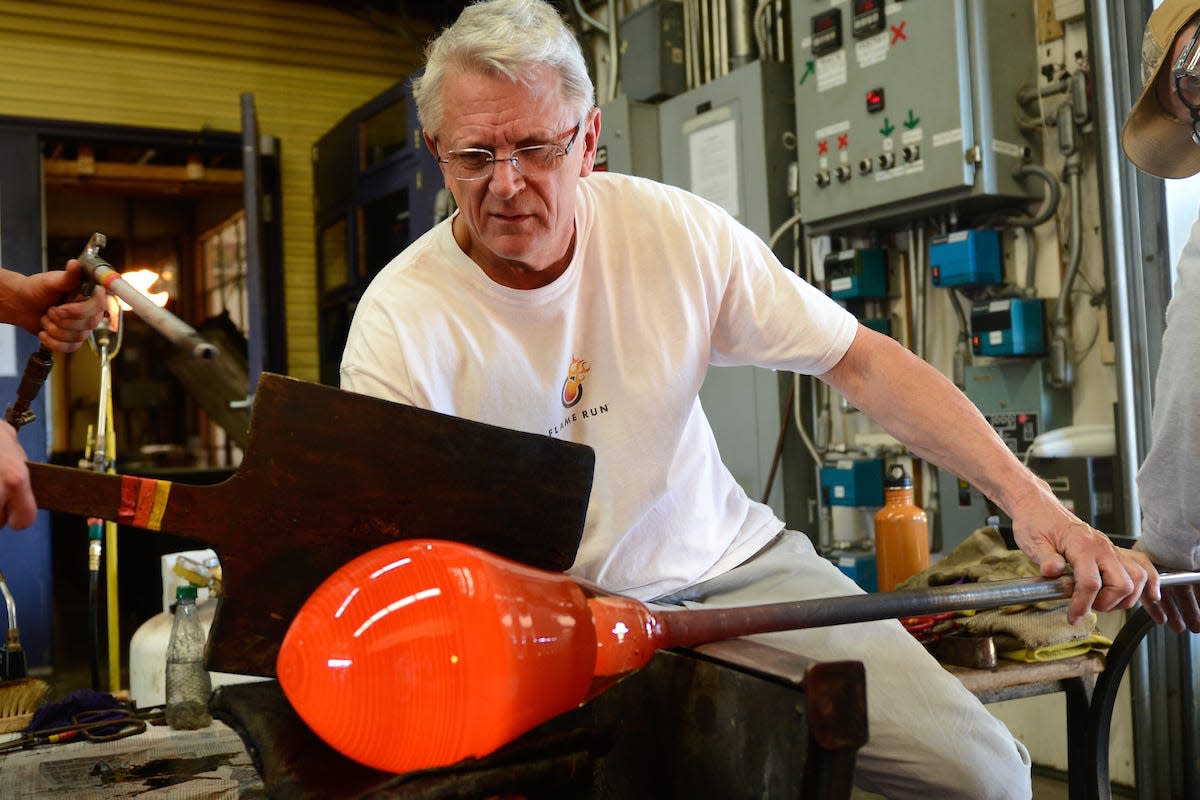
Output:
[30, 373, 595, 678]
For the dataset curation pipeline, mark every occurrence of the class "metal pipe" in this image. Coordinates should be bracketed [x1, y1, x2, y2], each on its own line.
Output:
[76, 234, 217, 361]
[701, 0, 711, 84]
[684, 0, 695, 88]
[606, 0, 619, 104]
[727, 0, 751, 68]
[664, 571, 1200, 646]
[716, 0, 726, 77]
[571, 0, 609, 34]
[1087, 4, 1180, 794]
[914, 225, 927, 361]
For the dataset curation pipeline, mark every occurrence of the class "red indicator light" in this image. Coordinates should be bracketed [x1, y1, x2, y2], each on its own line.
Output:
[866, 87, 885, 113]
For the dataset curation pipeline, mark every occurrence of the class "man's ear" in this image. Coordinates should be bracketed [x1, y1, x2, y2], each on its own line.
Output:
[579, 108, 602, 177]
[424, 131, 452, 189]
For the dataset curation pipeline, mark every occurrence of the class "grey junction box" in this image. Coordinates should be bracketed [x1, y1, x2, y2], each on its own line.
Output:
[619, 0, 687, 103]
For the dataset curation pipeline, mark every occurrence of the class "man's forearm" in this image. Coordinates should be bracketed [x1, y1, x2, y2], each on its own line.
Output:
[819, 325, 1048, 517]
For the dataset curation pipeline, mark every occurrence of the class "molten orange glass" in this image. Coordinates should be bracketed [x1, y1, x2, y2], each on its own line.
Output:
[276, 539, 664, 774]
[277, 538, 1087, 775]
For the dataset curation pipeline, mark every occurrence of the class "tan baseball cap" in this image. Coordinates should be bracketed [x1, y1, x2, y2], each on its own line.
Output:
[1122, 0, 1200, 178]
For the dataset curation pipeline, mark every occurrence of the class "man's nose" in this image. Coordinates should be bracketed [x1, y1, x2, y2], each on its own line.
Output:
[488, 157, 525, 197]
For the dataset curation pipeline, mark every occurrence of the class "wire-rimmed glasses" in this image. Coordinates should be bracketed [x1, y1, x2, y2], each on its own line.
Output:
[437, 119, 583, 181]
[1172, 24, 1200, 145]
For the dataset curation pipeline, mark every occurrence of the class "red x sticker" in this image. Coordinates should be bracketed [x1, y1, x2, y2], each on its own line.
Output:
[818, 139, 829, 156]
[837, 133, 849, 150]
[891, 21, 907, 44]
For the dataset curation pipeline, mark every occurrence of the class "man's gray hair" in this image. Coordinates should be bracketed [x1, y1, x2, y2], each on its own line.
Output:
[412, 0, 596, 138]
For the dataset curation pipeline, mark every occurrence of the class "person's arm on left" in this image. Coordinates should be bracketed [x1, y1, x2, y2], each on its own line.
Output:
[820, 325, 1158, 623]
[0, 260, 107, 352]
[0, 423, 36, 530]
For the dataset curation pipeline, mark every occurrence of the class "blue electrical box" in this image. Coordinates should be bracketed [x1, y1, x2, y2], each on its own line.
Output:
[825, 546, 878, 593]
[820, 457, 885, 507]
[825, 248, 888, 299]
[930, 229, 1003, 288]
[970, 297, 1046, 356]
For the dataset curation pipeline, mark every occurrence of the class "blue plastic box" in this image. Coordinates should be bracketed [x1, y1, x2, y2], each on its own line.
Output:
[971, 297, 1046, 356]
[820, 457, 885, 507]
[930, 229, 1003, 288]
[825, 547, 878, 593]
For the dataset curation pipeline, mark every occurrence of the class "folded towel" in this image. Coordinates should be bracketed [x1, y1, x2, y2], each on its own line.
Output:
[898, 527, 1109, 658]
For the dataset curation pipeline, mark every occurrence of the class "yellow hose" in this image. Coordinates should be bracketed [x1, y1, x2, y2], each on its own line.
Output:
[103, 388, 120, 693]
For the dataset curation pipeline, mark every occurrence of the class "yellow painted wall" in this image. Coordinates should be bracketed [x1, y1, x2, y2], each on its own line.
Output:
[0, 0, 432, 380]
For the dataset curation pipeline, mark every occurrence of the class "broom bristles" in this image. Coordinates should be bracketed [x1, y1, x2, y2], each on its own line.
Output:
[0, 677, 49, 734]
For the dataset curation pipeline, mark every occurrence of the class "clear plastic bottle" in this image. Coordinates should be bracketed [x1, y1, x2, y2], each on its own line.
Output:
[874, 464, 930, 592]
[165, 584, 213, 729]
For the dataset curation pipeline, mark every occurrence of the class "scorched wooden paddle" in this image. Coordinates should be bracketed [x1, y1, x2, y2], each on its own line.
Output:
[27, 373, 595, 678]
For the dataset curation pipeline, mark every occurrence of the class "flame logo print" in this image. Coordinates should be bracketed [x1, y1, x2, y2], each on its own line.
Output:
[560, 356, 590, 408]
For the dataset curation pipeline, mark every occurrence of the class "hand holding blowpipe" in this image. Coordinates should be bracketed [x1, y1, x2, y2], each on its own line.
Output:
[74, 233, 218, 361]
[276, 538, 1200, 775]
[6, 233, 218, 429]
[5, 238, 104, 429]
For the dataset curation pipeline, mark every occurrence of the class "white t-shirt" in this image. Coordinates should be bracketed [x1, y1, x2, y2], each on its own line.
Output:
[341, 172, 858, 599]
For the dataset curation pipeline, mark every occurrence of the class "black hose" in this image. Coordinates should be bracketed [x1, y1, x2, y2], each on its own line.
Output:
[88, 568, 101, 690]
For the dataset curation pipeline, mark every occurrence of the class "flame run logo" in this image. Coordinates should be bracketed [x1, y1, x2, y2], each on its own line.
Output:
[560, 356, 590, 408]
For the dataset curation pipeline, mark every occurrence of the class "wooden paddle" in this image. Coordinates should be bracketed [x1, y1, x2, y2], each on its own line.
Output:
[28, 373, 596, 677]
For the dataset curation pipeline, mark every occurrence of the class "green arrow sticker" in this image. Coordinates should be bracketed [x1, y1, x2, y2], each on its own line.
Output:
[880, 118, 895, 137]
[904, 109, 920, 129]
[799, 61, 815, 85]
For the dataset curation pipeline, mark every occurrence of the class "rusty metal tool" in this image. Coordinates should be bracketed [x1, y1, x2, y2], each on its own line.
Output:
[25, 372, 596, 678]
[4, 236, 100, 429]
[6, 233, 218, 429]
[74, 233, 217, 361]
[931, 633, 999, 669]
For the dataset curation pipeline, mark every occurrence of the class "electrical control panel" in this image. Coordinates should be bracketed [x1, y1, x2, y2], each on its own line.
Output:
[658, 59, 795, 247]
[619, 0, 687, 103]
[929, 228, 1003, 288]
[970, 296, 1046, 356]
[964, 361, 1071, 457]
[790, 0, 1039, 231]
[596, 94, 663, 180]
[658, 60, 797, 518]
[825, 247, 888, 299]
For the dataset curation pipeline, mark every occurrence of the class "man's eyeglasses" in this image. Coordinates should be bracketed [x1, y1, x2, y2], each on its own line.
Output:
[438, 120, 583, 181]
[1172, 24, 1200, 145]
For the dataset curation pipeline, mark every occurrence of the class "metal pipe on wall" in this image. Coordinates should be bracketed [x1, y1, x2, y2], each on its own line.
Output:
[717, 0, 728, 78]
[1087, 2, 1196, 797]
[727, 0, 756, 68]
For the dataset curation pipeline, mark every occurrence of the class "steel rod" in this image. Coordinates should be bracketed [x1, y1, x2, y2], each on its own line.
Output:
[660, 572, 1200, 648]
[76, 234, 217, 360]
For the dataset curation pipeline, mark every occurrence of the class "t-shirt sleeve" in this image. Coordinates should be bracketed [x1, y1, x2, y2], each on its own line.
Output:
[706, 215, 857, 375]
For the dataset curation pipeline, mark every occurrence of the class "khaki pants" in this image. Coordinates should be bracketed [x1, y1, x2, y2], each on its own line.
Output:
[652, 530, 1033, 800]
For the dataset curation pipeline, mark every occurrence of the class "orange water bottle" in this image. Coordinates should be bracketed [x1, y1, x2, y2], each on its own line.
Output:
[874, 464, 930, 591]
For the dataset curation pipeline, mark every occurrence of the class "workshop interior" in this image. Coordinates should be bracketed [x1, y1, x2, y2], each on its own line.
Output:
[0, 0, 1196, 797]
